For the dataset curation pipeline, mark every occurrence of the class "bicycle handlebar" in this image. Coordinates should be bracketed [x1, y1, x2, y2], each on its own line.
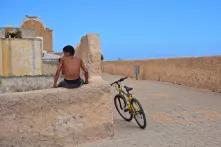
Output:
[110, 77, 128, 86]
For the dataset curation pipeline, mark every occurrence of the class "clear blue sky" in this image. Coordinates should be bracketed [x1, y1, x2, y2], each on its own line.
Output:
[0, 0, 221, 60]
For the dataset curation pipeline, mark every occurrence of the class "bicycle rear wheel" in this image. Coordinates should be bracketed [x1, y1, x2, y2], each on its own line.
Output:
[114, 94, 133, 121]
[131, 98, 147, 129]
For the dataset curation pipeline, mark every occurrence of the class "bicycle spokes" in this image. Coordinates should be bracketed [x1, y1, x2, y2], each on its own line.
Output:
[118, 98, 125, 110]
[131, 98, 147, 129]
[114, 95, 133, 121]
[133, 103, 140, 112]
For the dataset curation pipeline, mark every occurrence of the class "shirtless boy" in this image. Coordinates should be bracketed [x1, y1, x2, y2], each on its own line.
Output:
[53, 45, 89, 88]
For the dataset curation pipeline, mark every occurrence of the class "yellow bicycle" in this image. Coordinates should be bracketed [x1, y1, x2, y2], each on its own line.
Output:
[110, 77, 147, 129]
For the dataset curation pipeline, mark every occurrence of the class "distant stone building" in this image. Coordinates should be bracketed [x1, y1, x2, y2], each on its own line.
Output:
[21, 15, 53, 53]
[0, 30, 42, 77]
[0, 15, 54, 77]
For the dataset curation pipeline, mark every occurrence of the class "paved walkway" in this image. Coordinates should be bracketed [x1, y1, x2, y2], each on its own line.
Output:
[79, 74, 221, 147]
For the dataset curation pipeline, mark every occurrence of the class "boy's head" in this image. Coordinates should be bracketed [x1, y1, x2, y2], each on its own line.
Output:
[63, 45, 75, 56]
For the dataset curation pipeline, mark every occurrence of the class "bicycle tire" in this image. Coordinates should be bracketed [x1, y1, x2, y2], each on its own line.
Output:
[131, 98, 147, 129]
[114, 94, 133, 121]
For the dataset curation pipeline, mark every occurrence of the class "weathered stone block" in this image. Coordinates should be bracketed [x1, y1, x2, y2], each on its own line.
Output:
[0, 38, 42, 77]
[75, 34, 102, 81]
[0, 80, 114, 146]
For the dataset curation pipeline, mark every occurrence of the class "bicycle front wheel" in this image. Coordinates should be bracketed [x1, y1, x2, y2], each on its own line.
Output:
[114, 94, 133, 121]
[131, 98, 147, 129]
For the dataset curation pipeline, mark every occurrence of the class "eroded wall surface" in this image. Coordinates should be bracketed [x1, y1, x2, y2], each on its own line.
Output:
[0, 80, 114, 146]
[42, 60, 58, 75]
[102, 56, 221, 92]
[0, 40, 3, 75]
[0, 76, 60, 93]
[75, 34, 102, 81]
[0, 38, 42, 77]
[0, 29, 5, 38]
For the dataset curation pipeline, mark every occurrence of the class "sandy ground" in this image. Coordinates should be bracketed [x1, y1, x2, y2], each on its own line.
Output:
[78, 74, 221, 147]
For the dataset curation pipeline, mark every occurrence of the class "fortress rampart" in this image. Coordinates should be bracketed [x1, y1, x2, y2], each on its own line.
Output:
[102, 56, 221, 92]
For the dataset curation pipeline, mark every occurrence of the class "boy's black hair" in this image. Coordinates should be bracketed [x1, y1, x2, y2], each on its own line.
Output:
[63, 45, 75, 56]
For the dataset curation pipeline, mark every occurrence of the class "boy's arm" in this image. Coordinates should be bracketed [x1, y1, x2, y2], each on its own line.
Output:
[80, 59, 89, 84]
[53, 58, 63, 87]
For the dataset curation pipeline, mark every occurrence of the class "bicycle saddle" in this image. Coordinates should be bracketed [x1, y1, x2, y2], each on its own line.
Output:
[124, 86, 133, 92]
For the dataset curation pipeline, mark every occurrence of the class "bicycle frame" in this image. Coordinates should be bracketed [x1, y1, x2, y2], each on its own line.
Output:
[114, 83, 133, 111]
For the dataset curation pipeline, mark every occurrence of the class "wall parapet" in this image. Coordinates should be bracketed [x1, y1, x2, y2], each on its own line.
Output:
[102, 56, 221, 92]
[0, 80, 114, 146]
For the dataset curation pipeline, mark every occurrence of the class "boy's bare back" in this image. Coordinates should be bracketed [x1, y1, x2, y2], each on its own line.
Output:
[61, 56, 81, 80]
[53, 45, 88, 88]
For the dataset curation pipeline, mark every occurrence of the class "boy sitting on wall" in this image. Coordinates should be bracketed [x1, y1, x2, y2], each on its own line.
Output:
[53, 45, 89, 88]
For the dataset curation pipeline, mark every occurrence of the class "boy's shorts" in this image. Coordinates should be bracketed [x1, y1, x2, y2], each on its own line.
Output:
[58, 77, 84, 88]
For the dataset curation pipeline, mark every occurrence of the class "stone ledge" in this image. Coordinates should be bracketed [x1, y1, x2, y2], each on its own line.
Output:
[0, 76, 57, 93]
[0, 80, 114, 146]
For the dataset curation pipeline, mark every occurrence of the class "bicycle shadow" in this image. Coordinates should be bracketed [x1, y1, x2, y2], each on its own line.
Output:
[113, 117, 141, 131]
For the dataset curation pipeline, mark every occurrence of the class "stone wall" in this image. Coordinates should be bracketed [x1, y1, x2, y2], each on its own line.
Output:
[0, 39, 2, 76]
[0, 38, 42, 77]
[75, 34, 102, 82]
[44, 28, 53, 52]
[20, 28, 36, 38]
[102, 56, 221, 92]
[21, 17, 53, 52]
[42, 60, 58, 76]
[0, 28, 5, 38]
[0, 80, 114, 146]
[0, 76, 58, 93]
